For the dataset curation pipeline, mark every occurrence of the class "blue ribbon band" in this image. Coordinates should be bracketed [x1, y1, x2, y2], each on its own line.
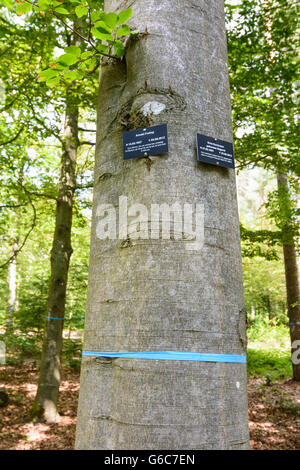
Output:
[46, 316, 64, 320]
[289, 323, 300, 326]
[82, 351, 246, 363]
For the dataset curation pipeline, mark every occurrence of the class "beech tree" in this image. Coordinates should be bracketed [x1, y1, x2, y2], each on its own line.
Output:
[75, 0, 249, 450]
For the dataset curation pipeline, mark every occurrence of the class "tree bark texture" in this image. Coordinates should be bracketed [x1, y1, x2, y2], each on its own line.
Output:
[76, 0, 250, 449]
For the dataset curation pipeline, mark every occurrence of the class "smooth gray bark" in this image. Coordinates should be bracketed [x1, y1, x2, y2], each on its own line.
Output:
[76, 0, 249, 449]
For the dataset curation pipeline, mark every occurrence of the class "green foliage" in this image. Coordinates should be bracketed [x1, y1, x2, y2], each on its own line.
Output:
[0, 0, 95, 340]
[247, 348, 292, 381]
[0, 331, 41, 363]
[1, 0, 134, 86]
[226, 0, 299, 175]
[247, 317, 292, 380]
[226, 0, 299, 268]
[240, 223, 281, 260]
[247, 317, 290, 346]
[278, 398, 300, 414]
[62, 338, 82, 370]
[265, 179, 299, 244]
[242, 249, 287, 324]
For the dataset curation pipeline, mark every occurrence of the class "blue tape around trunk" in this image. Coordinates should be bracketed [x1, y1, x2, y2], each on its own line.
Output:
[289, 322, 300, 326]
[46, 316, 64, 320]
[82, 351, 246, 363]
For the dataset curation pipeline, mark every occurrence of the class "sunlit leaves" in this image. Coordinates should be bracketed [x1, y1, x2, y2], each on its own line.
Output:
[57, 53, 79, 66]
[16, 1, 32, 15]
[90, 10, 101, 22]
[75, 5, 88, 18]
[1, 0, 14, 7]
[80, 50, 92, 60]
[92, 20, 113, 41]
[117, 8, 132, 25]
[55, 6, 69, 15]
[113, 40, 125, 58]
[38, 68, 59, 81]
[64, 46, 81, 57]
[2, 0, 134, 85]
[100, 12, 117, 29]
[116, 25, 131, 37]
[96, 44, 109, 54]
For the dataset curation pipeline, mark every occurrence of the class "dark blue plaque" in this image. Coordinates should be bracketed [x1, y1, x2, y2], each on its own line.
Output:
[196, 134, 235, 169]
[123, 124, 168, 160]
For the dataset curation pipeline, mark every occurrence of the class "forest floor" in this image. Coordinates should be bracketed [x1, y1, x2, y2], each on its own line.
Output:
[0, 362, 299, 450]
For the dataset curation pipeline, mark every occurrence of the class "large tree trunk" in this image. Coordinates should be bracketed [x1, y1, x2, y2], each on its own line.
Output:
[76, 0, 249, 449]
[277, 172, 300, 381]
[32, 89, 79, 423]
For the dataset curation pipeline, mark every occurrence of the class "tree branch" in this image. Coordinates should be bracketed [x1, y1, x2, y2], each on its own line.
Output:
[78, 141, 95, 146]
[0, 188, 37, 270]
[75, 182, 94, 190]
[0, 122, 27, 146]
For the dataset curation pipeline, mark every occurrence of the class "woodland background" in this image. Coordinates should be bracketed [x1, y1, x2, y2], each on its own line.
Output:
[0, 0, 299, 449]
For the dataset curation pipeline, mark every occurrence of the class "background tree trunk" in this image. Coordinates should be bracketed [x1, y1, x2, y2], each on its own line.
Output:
[32, 89, 79, 423]
[277, 172, 300, 381]
[6, 238, 18, 333]
[76, 0, 249, 449]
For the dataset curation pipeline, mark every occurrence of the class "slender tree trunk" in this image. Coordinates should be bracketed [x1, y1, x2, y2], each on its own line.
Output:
[6, 238, 18, 333]
[277, 172, 300, 381]
[76, 0, 249, 449]
[259, 170, 266, 228]
[251, 305, 256, 321]
[31, 89, 79, 422]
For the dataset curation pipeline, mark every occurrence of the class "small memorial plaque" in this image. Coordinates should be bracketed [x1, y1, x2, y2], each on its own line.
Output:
[196, 134, 235, 169]
[123, 124, 168, 160]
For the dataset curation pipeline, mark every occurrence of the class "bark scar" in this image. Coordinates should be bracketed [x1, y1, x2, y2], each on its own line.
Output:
[238, 307, 248, 353]
[144, 156, 153, 173]
[120, 236, 133, 248]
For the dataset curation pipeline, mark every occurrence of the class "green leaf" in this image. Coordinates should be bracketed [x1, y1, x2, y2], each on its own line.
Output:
[94, 21, 112, 33]
[91, 11, 102, 22]
[96, 44, 109, 54]
[91, 26, 112, 41]
[37, 0, 52, 11]
[101, 12, 118, 30]
[55, 7, 70, 15]
[75, 5, 88, 18]
[46, 77, 59, 87]
[81, 57, 97, 71]
[16, 2, 32, 15]
[64, 46, 81, 57]
[2, 0, 14, 8]
[113, 40, 125, 58]
[38, 68, 59, 81]
[57, 53, 79, 66]
[64, 70, 81, 81]
[116, 25, 131, 37]
[81, 51, 93, 60]
[117, 8, 132, 24]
